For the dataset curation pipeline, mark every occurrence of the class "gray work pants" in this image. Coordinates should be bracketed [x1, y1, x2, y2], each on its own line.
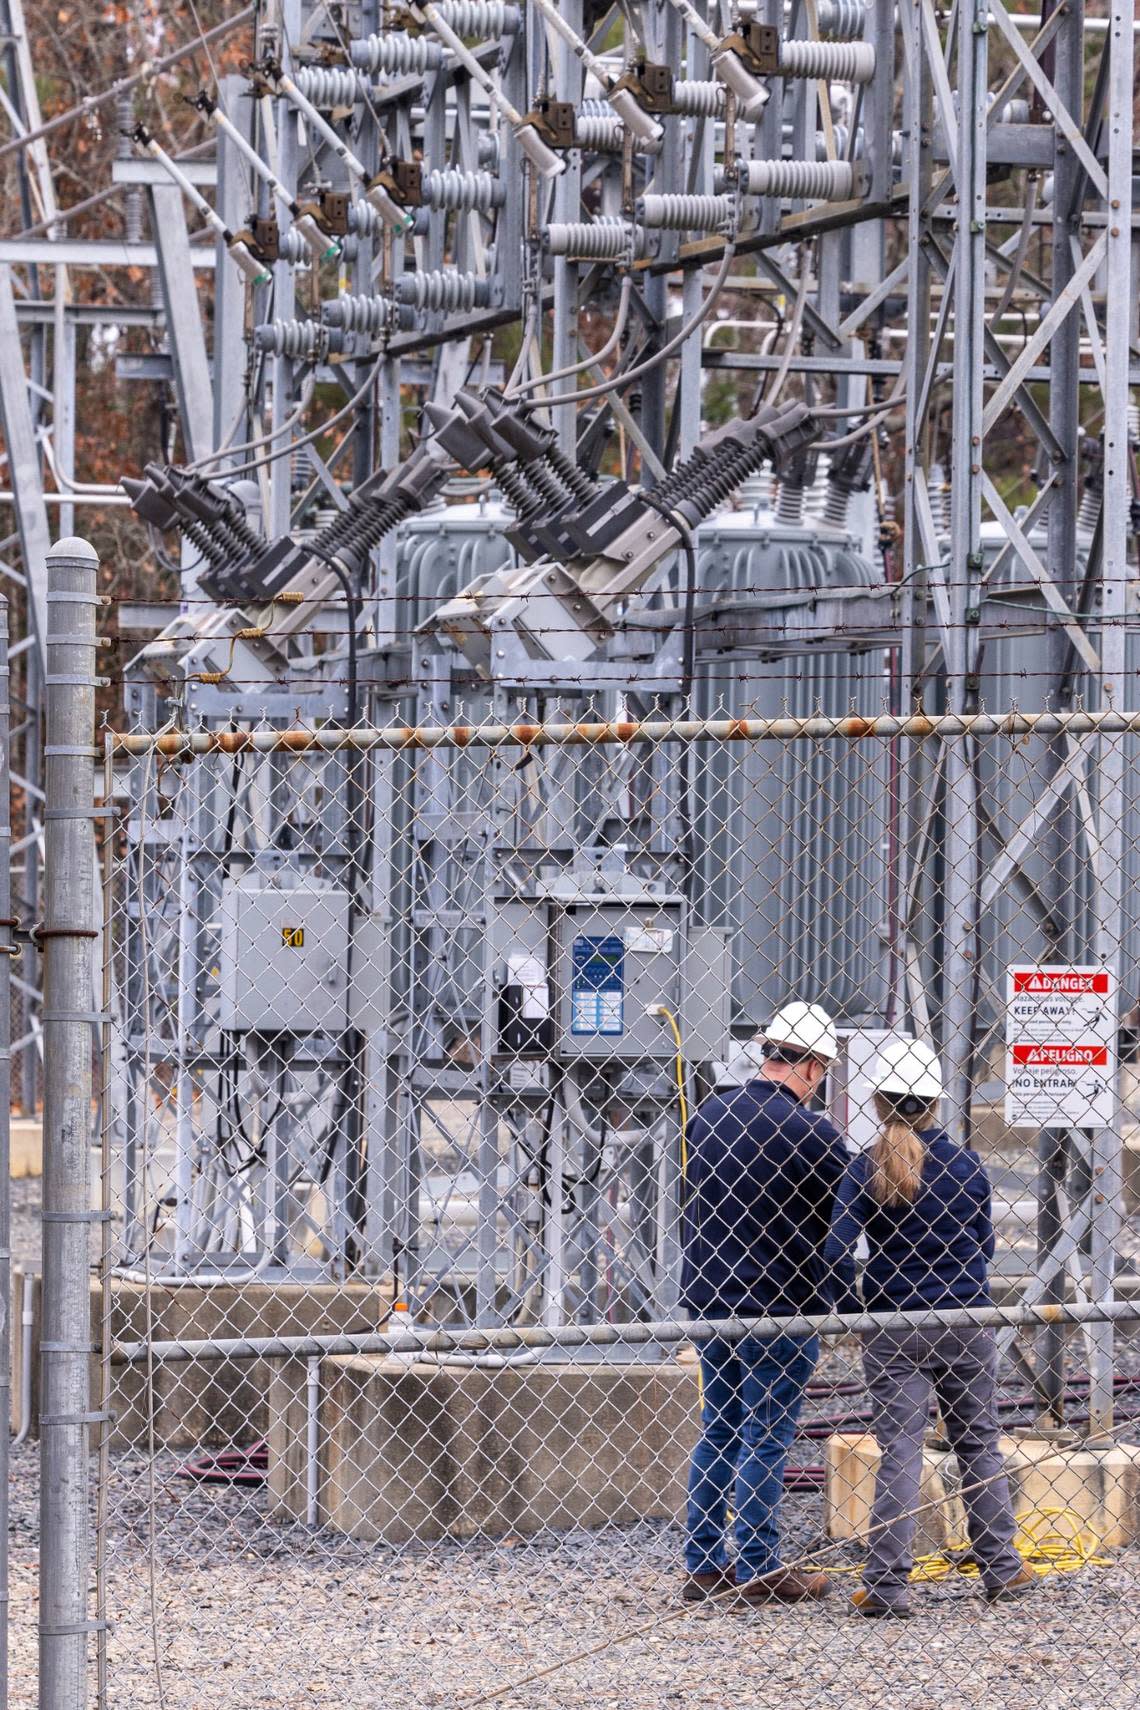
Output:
[861, 1326, 1022, 1602]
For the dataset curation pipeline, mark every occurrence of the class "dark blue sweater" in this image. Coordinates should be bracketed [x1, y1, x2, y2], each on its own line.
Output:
[680, 1080, 849, 1318]
[822, 1129, 994, 1316]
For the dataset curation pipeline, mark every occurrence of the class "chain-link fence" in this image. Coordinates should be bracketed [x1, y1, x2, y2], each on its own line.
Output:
[17, 704, 1140, 1709]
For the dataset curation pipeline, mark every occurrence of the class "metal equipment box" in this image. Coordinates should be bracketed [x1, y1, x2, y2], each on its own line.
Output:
[552, 900, 684, 1060]
[218, 880, 351, 1034]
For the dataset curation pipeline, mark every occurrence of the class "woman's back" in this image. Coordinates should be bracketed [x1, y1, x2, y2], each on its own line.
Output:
[825, 1130, 994, 1312]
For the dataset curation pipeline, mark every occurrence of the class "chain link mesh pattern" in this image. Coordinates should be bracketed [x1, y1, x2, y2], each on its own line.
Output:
[57, 714, 1140, 1707]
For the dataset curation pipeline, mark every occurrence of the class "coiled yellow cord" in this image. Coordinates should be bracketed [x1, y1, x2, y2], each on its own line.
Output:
[811, 1506, 1110, 1582]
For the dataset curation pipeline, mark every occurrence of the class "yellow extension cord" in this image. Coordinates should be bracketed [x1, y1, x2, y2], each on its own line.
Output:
[805, 1510, 1111, 1584]
[654, 1005, 689, 1164]
[913, 1506, 1110, 1582]
[654, 1011, 1112, 1587]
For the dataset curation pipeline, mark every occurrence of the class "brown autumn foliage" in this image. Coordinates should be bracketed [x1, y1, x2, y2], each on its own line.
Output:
[0, 0, 255, 694]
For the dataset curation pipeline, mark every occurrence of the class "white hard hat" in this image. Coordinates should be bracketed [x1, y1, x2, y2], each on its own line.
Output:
[763, 1001, 839, 1063]
[869, 1037, 943, 1101]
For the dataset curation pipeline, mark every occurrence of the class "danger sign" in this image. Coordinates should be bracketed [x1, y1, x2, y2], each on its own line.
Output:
[1004, 964, 1117, 1129]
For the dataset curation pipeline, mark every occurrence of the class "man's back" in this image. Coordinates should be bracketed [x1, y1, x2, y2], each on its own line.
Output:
[680, 1079, 848, 1317]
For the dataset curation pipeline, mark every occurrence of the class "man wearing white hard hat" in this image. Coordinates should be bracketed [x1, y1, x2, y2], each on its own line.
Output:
[824, 1037, 1033, 1616]
[679, 999, 848, 1606]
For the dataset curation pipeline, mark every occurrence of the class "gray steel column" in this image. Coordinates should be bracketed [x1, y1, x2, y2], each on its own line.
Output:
[148, 183, 215, 465]
[940, 1, 987, 1144]
[0, 599, 10, 1710]
[1088, 0, 1135, 1440]
[550, 0, 583, 456]
[38, 537, 99, 1710]
[1037, 0, 1086, 1425]
[899, 0, 932, 1020]
[211, 73, 253, 461]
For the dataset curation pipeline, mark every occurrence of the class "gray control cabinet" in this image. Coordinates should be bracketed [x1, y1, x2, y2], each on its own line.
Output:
[552, 901, 684, 1060]
[218, 880, 350, 1033]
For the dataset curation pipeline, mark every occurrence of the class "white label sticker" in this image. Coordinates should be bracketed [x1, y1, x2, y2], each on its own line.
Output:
[624, 927, 674, 954]
[506, 953, 549, 1020]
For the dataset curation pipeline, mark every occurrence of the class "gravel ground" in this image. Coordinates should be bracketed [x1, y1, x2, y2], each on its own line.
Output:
[7, 1439, 1139, 1710]
[11, 1175, 42, 1270]
[10, 1170, 1140, 1708]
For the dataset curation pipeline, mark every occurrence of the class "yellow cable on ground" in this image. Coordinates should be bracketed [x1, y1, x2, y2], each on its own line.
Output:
[809, 1505, 1110, 1582]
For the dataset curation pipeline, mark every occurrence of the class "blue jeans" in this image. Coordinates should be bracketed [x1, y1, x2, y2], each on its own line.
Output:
[685, 1332, 819, 1582]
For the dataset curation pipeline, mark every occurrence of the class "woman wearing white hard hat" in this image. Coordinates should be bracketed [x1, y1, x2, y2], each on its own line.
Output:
[823, 1037, 1033, 1617]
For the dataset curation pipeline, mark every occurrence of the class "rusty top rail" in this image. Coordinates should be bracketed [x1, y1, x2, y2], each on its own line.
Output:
[107, 707, 1140, 757]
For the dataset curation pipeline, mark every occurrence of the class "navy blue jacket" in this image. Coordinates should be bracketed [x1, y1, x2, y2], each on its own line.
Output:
[680, 1079, 849, 1318]
[823, 1129, 994, 1315]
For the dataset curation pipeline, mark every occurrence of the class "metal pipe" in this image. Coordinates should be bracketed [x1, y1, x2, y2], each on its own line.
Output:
[12, 1275, 35, 1447]
[305, 1357, 320, 1527]
[1086, 0, 1135, 1442]
[270, 73, 415, 232]
[109, 707, 1140, 757]
[0, 492, 133, 507]
[115, 1295, 1140, 1365]
[201, 99, 340, 262]
[131, 127, 270, 285]
[0, 597, 9, 1710]
[39, 536, 99, 1710]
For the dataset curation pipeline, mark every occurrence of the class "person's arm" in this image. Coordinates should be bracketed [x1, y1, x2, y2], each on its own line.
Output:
[822, 1163, 866, 1317]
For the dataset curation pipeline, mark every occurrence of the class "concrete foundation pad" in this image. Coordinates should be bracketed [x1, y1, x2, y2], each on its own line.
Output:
[826, 1431, 1140, 1551]
[268, 1355, 700, 1542]
[10, 1118, 43, 1177]
[11, 1270, 390, 1447]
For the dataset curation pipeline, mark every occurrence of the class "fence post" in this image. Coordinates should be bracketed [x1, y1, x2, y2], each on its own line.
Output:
[0, 598, 11, 1710]
[39, 539, 100, 1710]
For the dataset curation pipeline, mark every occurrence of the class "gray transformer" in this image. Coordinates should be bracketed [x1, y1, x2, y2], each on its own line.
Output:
[689, 497, 889, 1030]
[397, 492, 518, 632]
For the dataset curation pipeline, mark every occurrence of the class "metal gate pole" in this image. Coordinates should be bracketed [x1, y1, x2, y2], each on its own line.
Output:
[39, 538, 100, 1710]
[0, 598, 12, 1710]
[1087, 0, 1136, 1443]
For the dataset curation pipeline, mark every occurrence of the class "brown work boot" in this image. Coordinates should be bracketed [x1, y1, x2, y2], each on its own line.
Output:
[985, 1564, 1036, 1604]
[682, 1567, 736, 1603]
[735, 1567, 831, 1604]
[851, 1587, 912, 1618]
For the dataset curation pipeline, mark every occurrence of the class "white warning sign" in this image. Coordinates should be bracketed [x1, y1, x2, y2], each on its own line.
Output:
[1004, 965, 1117, 1129]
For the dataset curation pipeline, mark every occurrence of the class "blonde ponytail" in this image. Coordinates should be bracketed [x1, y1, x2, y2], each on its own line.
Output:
[867, 1092, 933, 1206]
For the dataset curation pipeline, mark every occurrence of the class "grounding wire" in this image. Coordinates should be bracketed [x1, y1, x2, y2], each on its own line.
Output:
[196, 361, 382, 481]
[990, 173, 1040, 332]
[505, 303, 540, 393]
[183, 370, 318, 475]
[450, 1446, 1119, 1709]
[822, 377, 907, 449]
[505, 275, 635, 399]
[518, 245, 737, 412]
[758, 253, 811, 410]
[813, 369, 908, 420]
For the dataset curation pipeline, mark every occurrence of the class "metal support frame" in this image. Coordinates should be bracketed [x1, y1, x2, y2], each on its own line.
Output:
[39, 537, 99, 1710]
[0, 0, 1134, 1434]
